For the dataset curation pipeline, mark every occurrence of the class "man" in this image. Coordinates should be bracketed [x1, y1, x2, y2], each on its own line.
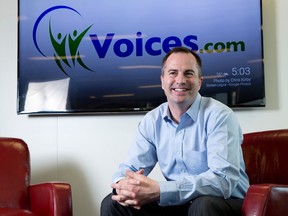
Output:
[101, 47, 249, 216]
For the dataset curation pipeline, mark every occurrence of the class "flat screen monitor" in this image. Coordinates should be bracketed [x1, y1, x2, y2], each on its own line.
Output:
[18, 0, 265, 114]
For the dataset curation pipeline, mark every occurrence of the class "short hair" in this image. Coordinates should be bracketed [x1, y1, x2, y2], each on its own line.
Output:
[161, 47, 202, 77]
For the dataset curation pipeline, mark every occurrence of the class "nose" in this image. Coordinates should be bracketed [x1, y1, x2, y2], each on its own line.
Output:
[175, 73, 186, 84]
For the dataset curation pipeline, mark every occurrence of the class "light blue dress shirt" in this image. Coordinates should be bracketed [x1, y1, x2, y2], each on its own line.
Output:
[113, 93, 250, 206]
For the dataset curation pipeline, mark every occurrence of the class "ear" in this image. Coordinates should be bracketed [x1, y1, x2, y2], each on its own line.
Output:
[160, 75, 164, 90]
[198, 77, 203, 90]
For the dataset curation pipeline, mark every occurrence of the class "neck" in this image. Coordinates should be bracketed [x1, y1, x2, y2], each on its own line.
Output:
[168, 103, 190, 124]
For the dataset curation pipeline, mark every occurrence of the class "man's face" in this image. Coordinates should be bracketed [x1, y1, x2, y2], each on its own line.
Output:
[161, 52, 203, 108]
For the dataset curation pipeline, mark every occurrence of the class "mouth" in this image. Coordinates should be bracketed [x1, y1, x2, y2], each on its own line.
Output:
[172, 88, 189, 92]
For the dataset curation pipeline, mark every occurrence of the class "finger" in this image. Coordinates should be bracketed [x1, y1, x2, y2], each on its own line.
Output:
[112, 193, 134, 202]
[118, 200, 140, 209]
[126, 170, 145, 181]
[113, 187, 137, 199]
[111, 194, 125, 202]
[117, 174, 140, 186]
[117, 201, 128, 207]
[136, 169, 145, 174]
[124, 199, 139, 206]
[111, 183, 119, 189]
[111, 180, 139, 193]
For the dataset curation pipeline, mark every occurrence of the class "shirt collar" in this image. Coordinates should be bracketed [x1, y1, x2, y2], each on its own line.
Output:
[162, 93, 201, 123]
[186, 93, 201, 122]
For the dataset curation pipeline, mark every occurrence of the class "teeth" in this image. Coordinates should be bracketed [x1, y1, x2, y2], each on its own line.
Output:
[174, 88, 187, 92]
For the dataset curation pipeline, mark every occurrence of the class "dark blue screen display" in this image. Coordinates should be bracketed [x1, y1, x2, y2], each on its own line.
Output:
[18, 0, 264, 114]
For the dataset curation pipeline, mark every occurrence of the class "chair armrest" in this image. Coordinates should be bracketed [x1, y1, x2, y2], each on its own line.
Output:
[29, 182, 72, 216]
[242, 184, 288, 216]
[0, 208, 35, 215]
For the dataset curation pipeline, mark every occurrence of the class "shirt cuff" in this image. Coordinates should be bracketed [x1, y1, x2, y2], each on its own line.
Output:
[158, 181, 178, 206]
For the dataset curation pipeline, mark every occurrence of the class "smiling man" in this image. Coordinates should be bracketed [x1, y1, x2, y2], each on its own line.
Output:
[160, 47, 203, 123]
[101, 47, 250, 216]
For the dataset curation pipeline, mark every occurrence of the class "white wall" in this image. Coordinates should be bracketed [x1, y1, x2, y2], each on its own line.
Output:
[1, 0, 288, 215]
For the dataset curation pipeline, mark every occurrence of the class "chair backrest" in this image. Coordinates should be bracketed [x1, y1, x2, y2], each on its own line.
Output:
[0, 138, 30, 209]
[242, 129, 288, 185]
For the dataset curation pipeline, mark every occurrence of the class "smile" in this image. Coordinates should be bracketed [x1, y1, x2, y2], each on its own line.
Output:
[173, 88, 189, 92]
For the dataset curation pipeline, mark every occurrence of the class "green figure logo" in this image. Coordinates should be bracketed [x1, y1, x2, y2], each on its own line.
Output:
[49, 21, 93, 76]
[33, 6, 93, 77]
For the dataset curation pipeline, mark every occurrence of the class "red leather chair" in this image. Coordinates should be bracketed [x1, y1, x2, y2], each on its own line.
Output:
[241, 129, 288, 216]
[0, 137, 73, 216]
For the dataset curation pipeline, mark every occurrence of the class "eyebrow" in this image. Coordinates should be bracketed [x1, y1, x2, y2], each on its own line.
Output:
[167, 69, 195, 73]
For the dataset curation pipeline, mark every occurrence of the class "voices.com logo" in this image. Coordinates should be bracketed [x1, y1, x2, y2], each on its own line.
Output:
[33, 5, 244, 77]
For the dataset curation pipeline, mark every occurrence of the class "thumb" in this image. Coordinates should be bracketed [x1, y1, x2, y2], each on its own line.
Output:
[126, 169, 144, 179]
[137, 169, 145, 175]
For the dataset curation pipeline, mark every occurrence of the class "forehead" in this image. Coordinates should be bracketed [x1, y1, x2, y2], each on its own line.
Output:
[164, 52, 197, 70]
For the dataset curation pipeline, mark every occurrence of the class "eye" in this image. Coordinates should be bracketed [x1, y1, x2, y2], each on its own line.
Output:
[168, 70, 177, 77]
[185, 70, 196, 77]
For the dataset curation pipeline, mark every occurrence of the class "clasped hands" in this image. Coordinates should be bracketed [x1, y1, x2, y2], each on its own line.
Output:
[111, 169, 160, 209]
